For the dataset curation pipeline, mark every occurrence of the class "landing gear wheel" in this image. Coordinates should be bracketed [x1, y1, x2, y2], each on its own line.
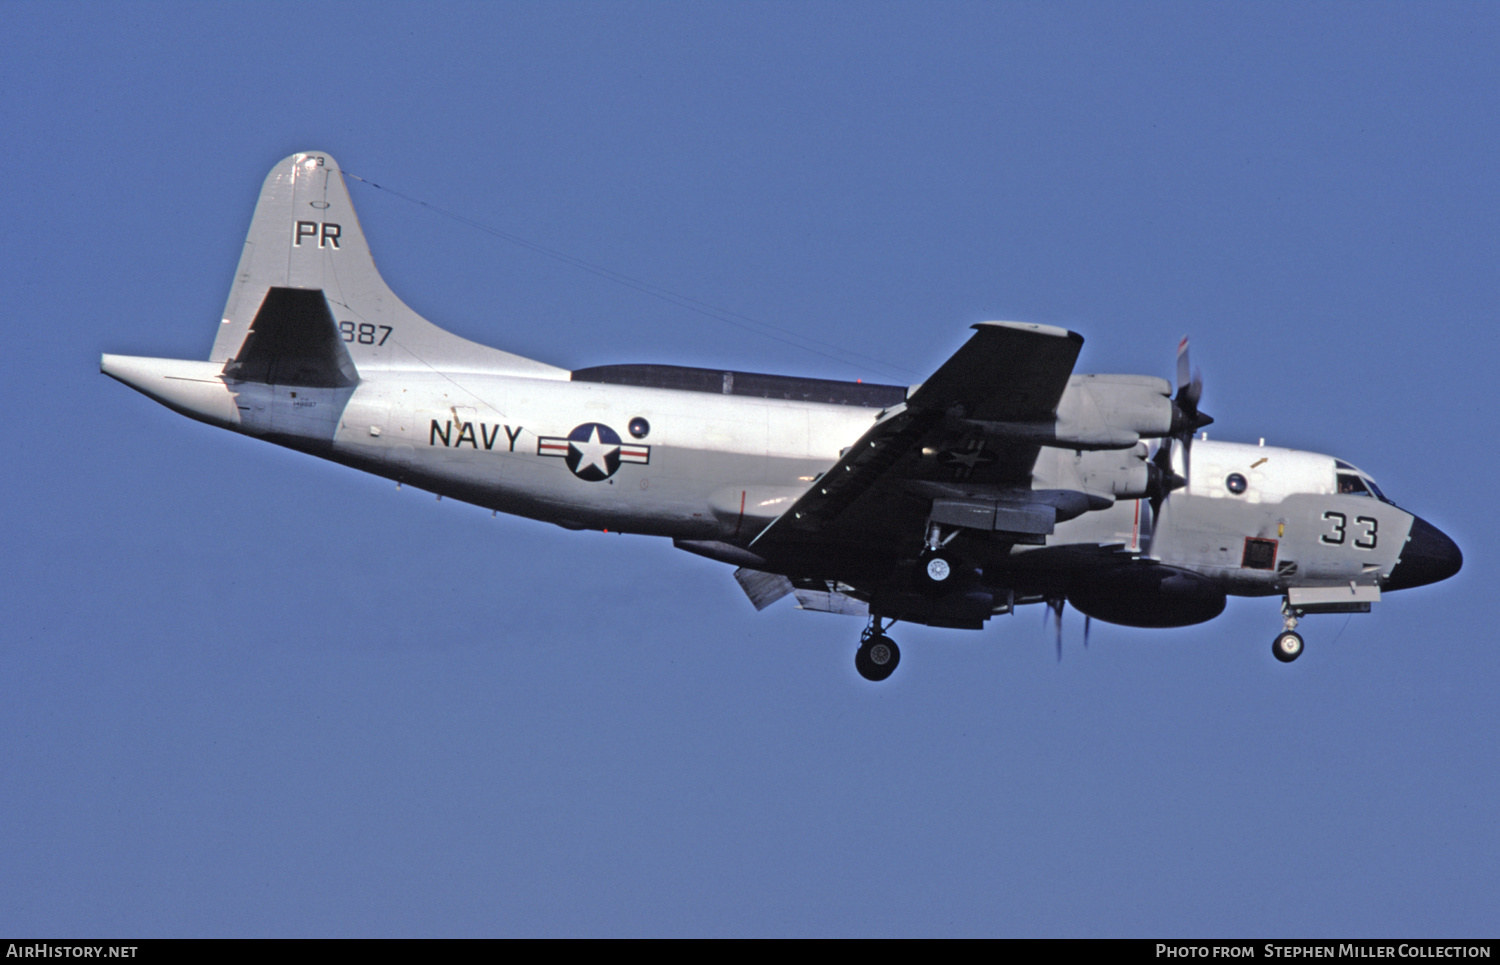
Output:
[856, 634, 901, 681]
[1272, 630, 1304, 663]
[915, 550, 961, 594]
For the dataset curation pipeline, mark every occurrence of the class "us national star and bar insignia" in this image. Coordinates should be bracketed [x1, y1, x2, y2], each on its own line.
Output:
[936, 439, 997, 480]
[538, 422, 650, 481]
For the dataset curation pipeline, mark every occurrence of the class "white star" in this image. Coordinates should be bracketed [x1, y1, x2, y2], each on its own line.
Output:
[570, 425, 619, 476]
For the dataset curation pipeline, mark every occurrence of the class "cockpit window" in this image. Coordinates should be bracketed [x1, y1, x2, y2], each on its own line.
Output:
[1337, 473, 1371, 496]
[1335, 460, 1395, 504]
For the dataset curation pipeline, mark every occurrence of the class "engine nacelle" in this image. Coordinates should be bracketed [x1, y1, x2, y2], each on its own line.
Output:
[974, 375, 1177, 451]
[1056, 374, 1175, 444]
[1032, 443, 1155, 499]
[1077, 444, 1154, 498]
[1067, 563, 1226, 628]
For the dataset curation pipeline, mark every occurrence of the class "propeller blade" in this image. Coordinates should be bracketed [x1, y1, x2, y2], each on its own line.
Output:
[1149, 439, 1170, 514]
[1170, 337, 1211, 494]
[1084, 614, 1091, 649]
[1182, 430, 1193, 494]
[1148, 438, 1186, 521]
[1173, 337, 1209, 419]
[1148, 337, 1208, 541]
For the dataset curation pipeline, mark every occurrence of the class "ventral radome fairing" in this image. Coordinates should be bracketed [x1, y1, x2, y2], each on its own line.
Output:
[102, 152, 1461, 680]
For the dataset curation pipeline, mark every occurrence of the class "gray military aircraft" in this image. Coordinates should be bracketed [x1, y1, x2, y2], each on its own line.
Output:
[102, 152, 1462, 680]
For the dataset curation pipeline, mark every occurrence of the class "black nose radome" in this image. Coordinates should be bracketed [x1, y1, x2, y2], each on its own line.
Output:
[1384, 516, 1463, 591]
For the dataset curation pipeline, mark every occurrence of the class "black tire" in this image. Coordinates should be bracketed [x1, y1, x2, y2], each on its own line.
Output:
[1272, 630, 1304, 663]
[855, 635, 901, 681]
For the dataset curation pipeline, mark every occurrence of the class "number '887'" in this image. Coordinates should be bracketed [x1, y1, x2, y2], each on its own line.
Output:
[339, 321, 392, 345]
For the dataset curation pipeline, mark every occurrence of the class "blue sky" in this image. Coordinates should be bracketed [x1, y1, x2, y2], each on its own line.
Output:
[2, 1, 1496, 936]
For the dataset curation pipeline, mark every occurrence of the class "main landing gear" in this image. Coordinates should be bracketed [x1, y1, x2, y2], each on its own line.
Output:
[916, 524, 965, 595]
[916, 550, 959, 591]
[856, 618, 901, 682]
[1273, 602, 1304, 663]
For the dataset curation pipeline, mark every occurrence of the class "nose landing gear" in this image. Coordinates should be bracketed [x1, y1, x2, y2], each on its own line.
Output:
[1273, 630, 1304, 662]
[1273, 601, 1304, 663]
[855, 618, 900, 681]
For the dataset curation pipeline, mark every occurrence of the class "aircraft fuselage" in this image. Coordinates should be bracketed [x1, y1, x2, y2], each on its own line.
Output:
[101, 151, 1462, 674]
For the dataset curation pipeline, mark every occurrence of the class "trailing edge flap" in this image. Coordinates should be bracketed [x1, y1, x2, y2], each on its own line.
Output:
[751, 322, 1084, 550]
[793, 584, 870, 617]
[223, 288, 358, 388]
[212, 151, 567, 381]
[733, 567, 795, 611]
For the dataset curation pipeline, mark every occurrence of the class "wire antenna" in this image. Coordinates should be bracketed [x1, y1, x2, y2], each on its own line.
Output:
[346, 172, 919, 382]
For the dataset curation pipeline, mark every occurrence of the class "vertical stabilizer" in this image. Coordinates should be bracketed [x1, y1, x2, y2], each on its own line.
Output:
[212, 152, 567, 380]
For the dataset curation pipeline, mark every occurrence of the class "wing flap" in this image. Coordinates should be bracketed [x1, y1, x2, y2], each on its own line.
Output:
[766, 402, 939, 536]
[733, 567, 795, 611]
[793, 584, 871, 617]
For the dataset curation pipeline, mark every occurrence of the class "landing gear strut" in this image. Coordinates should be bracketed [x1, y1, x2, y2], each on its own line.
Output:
[1273, 602, 1304, 663]
[856, 617, 900, 681]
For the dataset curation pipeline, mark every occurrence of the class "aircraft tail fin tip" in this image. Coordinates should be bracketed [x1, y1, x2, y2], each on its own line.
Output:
[213, 152, 384, 365]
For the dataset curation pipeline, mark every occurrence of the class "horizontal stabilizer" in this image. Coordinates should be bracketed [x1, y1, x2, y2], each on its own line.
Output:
[101, 355, 243, 428]
[223, 288, 357, 387]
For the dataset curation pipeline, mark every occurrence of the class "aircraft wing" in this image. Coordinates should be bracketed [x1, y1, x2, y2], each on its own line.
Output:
[750, 321, 1085, 562]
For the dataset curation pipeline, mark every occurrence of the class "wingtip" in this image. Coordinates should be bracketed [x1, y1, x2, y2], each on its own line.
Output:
[972, 320, 1082, 342]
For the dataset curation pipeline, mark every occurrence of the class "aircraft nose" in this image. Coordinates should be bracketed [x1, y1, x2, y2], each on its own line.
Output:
[1384, 515, 1463, 591]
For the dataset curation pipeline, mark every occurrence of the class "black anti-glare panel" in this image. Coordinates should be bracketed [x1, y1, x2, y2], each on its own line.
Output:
[225, 288, 358, 388]
[571, 364, 906, 408]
